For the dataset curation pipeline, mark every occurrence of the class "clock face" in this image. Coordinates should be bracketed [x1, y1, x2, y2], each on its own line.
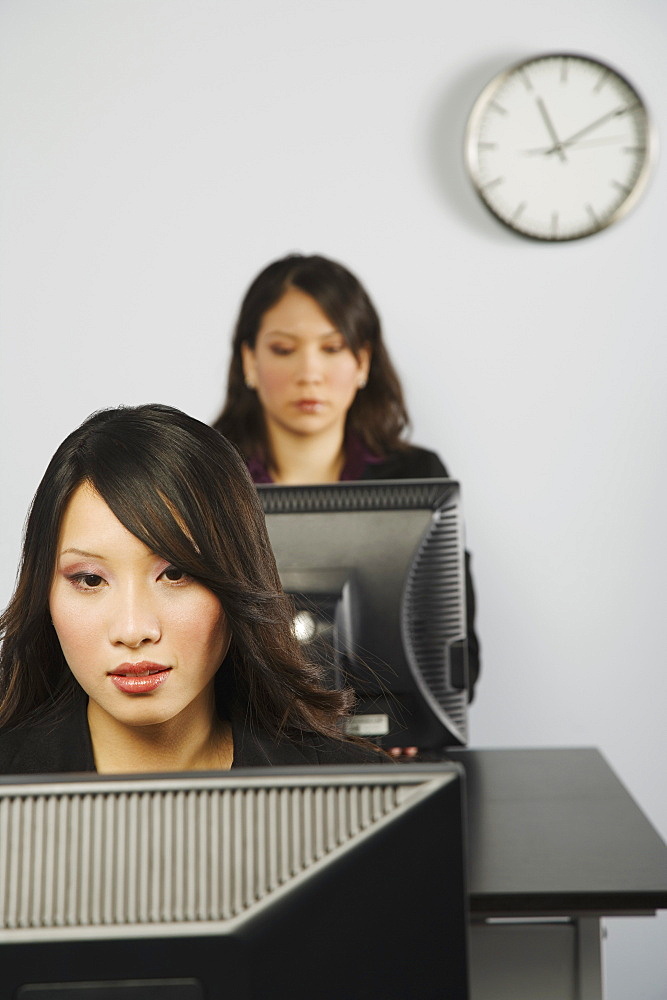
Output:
[465, 53, 654, 241]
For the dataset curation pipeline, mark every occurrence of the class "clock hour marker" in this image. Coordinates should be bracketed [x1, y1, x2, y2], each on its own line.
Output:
[593, 69, 609, 93]
[612, 180, 631, 195]
[560, 59, 568, 84]
[482, 177, 504, 190]
[586, 204, 599, 227]
[512, 202, 527, 222]
[551, 212, 559, 237]
[478, 142, 497, 150]
[519, 69, 532, 91]
[490, 100, 508, 115]
[623, 145, 645, 154]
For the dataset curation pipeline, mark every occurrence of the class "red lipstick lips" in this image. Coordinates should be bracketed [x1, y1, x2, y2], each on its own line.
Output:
[109, 661, 171, 694]
[294, 399, 324, 413]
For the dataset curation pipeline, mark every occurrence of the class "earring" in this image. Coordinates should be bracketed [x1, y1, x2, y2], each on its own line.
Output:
[358, 377, 367, 389]
[245, 378, 255, 390]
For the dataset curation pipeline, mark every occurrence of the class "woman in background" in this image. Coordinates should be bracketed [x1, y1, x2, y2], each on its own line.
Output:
[0, 404, 382, 774]
[212, 253, 480, 701]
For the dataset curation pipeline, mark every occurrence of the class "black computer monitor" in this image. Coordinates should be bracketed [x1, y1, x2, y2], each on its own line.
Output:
[0, 764, 469, 1000]
[258, 479, 469, 750]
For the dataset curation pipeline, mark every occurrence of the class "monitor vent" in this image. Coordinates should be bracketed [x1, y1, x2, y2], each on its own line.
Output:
[259, 480, 455, 515]
[404, 505, 468, 742]
[0, 778, 408, 939]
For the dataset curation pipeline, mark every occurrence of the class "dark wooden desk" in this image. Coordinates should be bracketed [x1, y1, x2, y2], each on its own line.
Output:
[447, 747, 667, 1000]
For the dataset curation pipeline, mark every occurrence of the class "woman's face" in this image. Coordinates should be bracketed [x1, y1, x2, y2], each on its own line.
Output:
[241, 286, 370, 444]
[49, 482, 230, 733]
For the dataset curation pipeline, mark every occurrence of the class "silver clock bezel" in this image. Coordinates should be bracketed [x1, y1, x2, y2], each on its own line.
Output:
[464, 52, 657, 242]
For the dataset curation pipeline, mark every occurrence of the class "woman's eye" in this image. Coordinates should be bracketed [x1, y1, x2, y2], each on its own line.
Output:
[323, 341, 345, 354]
[161, 565, 186, 583]
[68, 573, 105, 591]
[269, 344, 293, 356]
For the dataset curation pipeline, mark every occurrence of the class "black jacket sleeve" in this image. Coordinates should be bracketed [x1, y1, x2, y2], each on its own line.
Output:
[0, 698, 96, 775]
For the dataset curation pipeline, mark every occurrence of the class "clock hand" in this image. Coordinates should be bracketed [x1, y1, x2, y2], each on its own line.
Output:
[558, 105, 633, 150]
[536, 97, 567, 162]
[522, 135, 628, 155]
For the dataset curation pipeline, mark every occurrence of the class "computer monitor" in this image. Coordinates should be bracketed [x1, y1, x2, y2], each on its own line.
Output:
[0, 764, 469, 1000]
[258, 479, 469, 750]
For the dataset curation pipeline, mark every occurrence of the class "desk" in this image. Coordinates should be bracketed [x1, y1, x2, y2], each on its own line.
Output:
[447, 748, 667, 1000]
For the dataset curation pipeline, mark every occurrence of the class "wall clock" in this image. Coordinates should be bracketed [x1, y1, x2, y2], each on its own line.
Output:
[464, 53, 655, 241]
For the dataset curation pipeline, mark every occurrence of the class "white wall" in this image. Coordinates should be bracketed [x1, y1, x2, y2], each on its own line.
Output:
[1, 1, 665, 995]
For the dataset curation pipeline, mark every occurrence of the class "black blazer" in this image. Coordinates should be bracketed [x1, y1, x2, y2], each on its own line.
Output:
[358, 444, 449, 481]
[0, 696, 385, 776]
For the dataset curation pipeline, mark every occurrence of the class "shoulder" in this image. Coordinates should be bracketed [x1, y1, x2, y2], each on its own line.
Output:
[0, 726, 29, 774]
[230, 713, 389, 767]
[300, 733, 391, 766]
[361, 444, 449, 480]
[0, 700, 95, 775]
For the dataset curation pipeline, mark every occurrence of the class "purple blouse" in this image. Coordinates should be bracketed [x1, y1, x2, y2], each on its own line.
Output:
[246, 434, 383, 484]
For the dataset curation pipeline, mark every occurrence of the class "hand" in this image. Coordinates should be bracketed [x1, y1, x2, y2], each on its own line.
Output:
[522, 134, 627, 155]
[556, 104, 631, 152]
[532, 104, 630, 158]
[387, 746, 419, 759]
[536, 97, 567, 162]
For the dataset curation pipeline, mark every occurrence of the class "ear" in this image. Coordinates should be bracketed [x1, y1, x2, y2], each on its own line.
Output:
[357, 344, 372, 387]
[240, 342, 258, 390]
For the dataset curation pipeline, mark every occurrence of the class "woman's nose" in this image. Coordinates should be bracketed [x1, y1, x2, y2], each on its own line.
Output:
[108, 587, 161, 648]
[295, 347, 324, 384]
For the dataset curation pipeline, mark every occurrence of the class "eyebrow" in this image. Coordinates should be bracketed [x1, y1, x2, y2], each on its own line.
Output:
[265, 329, 341, 339]
[59, 548, 106, 560]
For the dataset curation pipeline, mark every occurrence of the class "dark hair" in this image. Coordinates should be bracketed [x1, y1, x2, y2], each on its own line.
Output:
[212, 253, 410, 464]
[0, 404, 354, 738]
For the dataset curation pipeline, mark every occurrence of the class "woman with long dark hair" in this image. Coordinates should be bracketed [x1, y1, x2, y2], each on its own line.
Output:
[213, 253, 480, 700]
[0, 404, 381, 774]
